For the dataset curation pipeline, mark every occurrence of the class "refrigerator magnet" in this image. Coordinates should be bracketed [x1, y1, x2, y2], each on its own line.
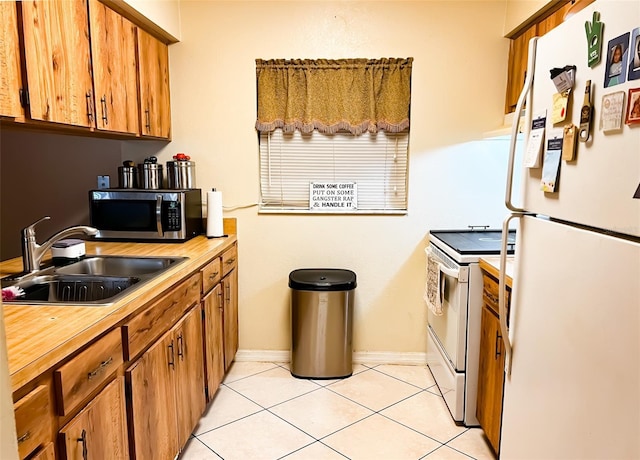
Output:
[562, 124, 578, 161]
[628, 28, 640, 81]
[626, 87, 640, 125]
[584, 11, 604, 68]
[541, 132, 563, 193]
[552, 92, 570, 124]
[524, 112, 547, 168]
[604, 33, 630, 88]
[600, 91, 625, 132]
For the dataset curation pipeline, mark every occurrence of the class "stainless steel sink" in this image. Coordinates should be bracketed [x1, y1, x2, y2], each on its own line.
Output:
[55, 256, 182, 277]
[2, 255, 188, 306]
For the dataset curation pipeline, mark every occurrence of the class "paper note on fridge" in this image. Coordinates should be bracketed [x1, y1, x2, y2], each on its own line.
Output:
[541, 134, 563, 193]
[524, 113, 547, 168]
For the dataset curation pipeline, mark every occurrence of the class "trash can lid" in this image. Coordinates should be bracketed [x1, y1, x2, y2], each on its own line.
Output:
[289, 268, 357, 291]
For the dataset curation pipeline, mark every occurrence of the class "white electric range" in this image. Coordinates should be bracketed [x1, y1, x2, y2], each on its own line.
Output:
[426, 229, 515, 426]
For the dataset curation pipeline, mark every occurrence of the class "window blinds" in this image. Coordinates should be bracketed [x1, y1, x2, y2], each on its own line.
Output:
[259, 129, 409, 213]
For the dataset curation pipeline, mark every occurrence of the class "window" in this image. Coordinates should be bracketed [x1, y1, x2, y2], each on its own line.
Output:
[255, 58, 413, 214]
[259, 129, 409, 213]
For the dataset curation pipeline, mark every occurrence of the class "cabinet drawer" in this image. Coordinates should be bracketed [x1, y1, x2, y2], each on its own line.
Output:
[30, 443, 55, 460]
[482, 273, 511, 318]
[221, 245, 237, 277]
[14, 385, 53, 459]
[123, 272, 201, 360]
[482, 274, 500, 315]
[202, 257, 222, 294]
[54, 328, 123, 416]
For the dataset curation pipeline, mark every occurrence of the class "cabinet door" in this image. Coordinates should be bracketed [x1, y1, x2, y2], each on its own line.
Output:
[505, 23, 537, 113]
[222, 269, 238, 371]
[60, 377, 129, 460]
[0, 1, 23, 118]
[174, 307, 206, 447]
[88, 0, 139, 134]
[14, 385, 53, 460]
[476, 306, 505, 454]
[21, 0, 94, 126]
[137, 28, 171, 139]
[203, 284, 225, 401]
[127, 330, 179, 460]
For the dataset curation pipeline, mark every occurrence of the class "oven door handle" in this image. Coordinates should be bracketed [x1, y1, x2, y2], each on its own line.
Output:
[155, 195, 163, 236]
[438, 265, 459, 279]
[426, 247, 460, 280]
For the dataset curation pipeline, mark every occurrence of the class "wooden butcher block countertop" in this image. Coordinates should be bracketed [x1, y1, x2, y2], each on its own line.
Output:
[1, 230, 237, 392]
[479, 256, 514, 288]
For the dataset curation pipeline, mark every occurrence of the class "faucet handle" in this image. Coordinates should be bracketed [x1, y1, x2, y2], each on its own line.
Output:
[23, 216, 51, 237]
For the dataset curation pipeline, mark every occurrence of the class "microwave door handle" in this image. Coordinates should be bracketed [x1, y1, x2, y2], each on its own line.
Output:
[155, 195, 163, 236]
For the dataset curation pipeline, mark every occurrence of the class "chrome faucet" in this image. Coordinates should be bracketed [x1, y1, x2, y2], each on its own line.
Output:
[21, 216, 98, 273]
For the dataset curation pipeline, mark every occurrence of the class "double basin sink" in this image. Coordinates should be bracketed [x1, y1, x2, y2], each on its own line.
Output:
[1, 255, 188, 306]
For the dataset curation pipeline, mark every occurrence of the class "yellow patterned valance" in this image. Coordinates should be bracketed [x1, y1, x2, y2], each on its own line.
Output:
[255, 58, 413, 135]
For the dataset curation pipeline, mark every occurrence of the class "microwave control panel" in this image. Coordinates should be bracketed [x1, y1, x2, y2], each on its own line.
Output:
[163, 201, 182, 231]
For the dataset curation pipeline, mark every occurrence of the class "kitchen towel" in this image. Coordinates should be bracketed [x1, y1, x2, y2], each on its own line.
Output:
[206, 189, 224, 238]
[424, 247, 444, 316]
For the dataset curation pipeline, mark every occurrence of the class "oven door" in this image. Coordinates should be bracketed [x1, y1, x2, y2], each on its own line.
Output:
[426, 243, 469, 371]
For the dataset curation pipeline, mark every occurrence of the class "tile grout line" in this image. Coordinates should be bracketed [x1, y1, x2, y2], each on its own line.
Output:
[190, 363, 487, 460]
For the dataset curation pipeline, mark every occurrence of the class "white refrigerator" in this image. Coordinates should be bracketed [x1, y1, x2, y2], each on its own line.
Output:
[499, 0, 640, 458]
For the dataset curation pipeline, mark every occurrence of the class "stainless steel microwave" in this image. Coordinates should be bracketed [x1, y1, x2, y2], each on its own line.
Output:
[89, 189, 202, 241]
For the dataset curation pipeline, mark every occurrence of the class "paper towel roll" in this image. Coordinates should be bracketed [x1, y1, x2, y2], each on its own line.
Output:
[206, 189, 224, 237]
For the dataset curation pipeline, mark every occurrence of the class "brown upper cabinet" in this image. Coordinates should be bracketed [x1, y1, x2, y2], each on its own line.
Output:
[88, 0, 140, 135]
[0, 2, 24, 119]
[504, 0, 590, 113]
[137, 28, 172, 139]
[1, 0, 171, 139]
[21, 0, 95, 127]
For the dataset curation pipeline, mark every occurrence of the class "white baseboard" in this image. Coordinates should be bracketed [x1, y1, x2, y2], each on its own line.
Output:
[234, 349, 427, 366]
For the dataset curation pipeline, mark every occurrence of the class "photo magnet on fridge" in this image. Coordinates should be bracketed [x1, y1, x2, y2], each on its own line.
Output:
[604, 33, 630, 87]
[626, 87, 640, 125]
[629, 27, 640, 81]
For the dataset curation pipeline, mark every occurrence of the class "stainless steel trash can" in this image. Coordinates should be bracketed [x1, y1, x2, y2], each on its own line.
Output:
[289, 268, 356, 379]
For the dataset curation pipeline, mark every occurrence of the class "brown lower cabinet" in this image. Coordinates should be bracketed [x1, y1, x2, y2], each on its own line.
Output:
[476, 270, 511, 455]
[127, 305, 205, 459]
[59, 377, 129, 459]
[10, 238, 239, 460]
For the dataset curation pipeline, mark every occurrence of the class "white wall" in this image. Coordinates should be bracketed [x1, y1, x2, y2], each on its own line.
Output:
[123, 0, 182, 40]
[504, 0, 555, 35]
[124, 0, 511, 356]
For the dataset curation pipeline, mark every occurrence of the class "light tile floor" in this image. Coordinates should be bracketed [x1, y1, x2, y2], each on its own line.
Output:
[179, 362, 496, 460]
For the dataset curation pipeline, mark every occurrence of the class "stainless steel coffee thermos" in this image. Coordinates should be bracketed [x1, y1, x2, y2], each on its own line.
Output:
[114, 154, 196, 190]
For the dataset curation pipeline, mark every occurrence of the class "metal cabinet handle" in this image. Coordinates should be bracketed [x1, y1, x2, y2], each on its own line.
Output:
[168, 341, 175, 368]
[209, 271, 219, 280]
[225, 258, 236, 266]
[100, 95, 108, 125]
[177, 334, 184, 360]
[145, 108, 151, 131]
[484, 289, 499, 305]
[77, 429, 88, 460]
[495, 330, 502, 360]
[85, 92, 94, 123]
[17, 431, 30, 444]
[87, 356, 113, 380]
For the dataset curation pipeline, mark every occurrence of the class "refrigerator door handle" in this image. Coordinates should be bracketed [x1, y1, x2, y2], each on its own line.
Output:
[500, 213, 530, 376]
[506, 36, 538, 213]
